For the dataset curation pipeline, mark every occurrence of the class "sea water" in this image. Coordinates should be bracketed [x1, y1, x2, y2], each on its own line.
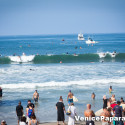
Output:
[0, 33, 125, 124]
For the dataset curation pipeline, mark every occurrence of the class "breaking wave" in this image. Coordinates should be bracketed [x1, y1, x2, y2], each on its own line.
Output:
[0, 53, 125, 64]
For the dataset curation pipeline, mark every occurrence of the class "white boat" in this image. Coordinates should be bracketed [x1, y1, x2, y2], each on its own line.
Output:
[78, 33, 84, 40]
[85, 38, 96, 44]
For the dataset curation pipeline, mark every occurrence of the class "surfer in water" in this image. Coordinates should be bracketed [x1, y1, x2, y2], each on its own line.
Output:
[91, 92, 95, 100]
[67, 90, 73, 106]
[33, 90, 39, 103]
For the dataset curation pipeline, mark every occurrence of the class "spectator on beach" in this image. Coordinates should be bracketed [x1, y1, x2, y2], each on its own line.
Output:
[19, 116, 27, 125]
[67, 90, 73, 105]
[120, 97, 124, 104]
[16, 101, 23, 125]
[111, 101, 117, 109]
[113, 101, 123, 125]
[100, 107, 112, 125]
[27, 104, 35, 124]
[67, 103, 77, 125]
[91, 92, 95, 100]
[107, 98, 112, 108]
[29, 114, 38, 125]
[103, 95, 108, 108]
[56, 96, 66, 125]
[111, 94, 116, 103]
[26, 100, 35, 115]
[84, 104, 95, 125]
[1, 120, 7, 125]
[33, 90, 39, 103]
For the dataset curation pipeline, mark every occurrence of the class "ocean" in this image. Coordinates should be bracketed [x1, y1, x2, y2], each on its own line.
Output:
[0, 33, 125, 124]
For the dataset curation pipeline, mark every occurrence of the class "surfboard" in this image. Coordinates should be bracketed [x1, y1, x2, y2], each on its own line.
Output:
[95, 108, 103, 116]
[120, 104, 125, 110]
[73, 96, 78, 102]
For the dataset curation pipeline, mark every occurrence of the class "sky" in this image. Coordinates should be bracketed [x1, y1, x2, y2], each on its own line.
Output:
[0, 0, 125, 36]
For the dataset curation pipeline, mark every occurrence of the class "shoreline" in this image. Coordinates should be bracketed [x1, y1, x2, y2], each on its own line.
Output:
[39, 121, 101, 125]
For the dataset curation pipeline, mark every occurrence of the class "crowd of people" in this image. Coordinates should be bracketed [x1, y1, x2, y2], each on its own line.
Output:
[56, 87, 125, 125]
[1, 87, 125, 125]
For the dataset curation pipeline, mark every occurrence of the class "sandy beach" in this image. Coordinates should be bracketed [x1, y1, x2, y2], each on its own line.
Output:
[39, 121, 101, 125]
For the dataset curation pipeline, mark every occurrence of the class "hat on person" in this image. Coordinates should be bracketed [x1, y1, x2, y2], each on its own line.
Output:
[1, 120, 6, 123]
[69, 90, 71, 92]
[113, 101, 117, 103]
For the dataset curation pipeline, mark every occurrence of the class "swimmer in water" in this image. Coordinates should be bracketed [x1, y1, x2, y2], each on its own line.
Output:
[67, 90, 73, 106]
[91, 92, 95, 100]
[109, 86, 112, 93]
[33, 90, 39, 103]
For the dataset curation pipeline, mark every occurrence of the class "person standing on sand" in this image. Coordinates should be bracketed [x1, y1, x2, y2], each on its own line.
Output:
[29, 114, 38, 125]
[113, 101, 123, 125]
[67, 103, 77, 125]
[103, 95, 108, 108]
[67, 90, 73, 105]
[91, 92, 95, 100]
[111, 94, 116, 103]
[1, 120, 7, 125]
[16, 101, 23, 125]
[27, 104, 35, 124]
[100, 107, 112, 125]
[26, 100, 35, 116]
[84, 104, 95, 125]
[19, 116, 27, 125]
[56, 96, 66, 125]
[33, 90, 39, 103]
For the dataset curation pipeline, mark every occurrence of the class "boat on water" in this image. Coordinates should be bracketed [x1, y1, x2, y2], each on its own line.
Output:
[85, 37, 97, 45]
[78, 33, 84, 40]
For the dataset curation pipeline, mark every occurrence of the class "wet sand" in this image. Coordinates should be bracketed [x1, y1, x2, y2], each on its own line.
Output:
[40, 121, 101, 125]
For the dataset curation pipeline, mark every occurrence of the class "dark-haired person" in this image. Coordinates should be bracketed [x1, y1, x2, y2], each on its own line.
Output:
[20, 116, 27, 125]
[16, 101, 23, 125]
[26, 100, 35, 115]
[56, 96, 66, 125]
[113, 101, 123, 125]
[91, 92, 95, 100]
[27, 104, 34, 124]
[100, 107, 111, 125]
[1, 120, 7, 125]
[33, 90, 39, 103]
[103, 95, 108, 108]
[29, 114, 38, 125]
[109, 86, 112, 93]
[120, 97, 124, 104]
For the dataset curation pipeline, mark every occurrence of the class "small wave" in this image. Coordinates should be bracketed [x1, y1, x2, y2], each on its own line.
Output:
[1, 78, 125, 89]
[0, 53, 125, 64]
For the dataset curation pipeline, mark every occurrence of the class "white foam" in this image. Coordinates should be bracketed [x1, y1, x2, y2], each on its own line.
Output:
[8, 55, 35, 63]
[1, 77, 125, 89]
[97, 51, 117, 58]
[98, 53, 106, 58]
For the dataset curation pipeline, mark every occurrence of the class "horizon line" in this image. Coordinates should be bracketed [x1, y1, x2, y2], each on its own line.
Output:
[0, 32, 125, 37]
